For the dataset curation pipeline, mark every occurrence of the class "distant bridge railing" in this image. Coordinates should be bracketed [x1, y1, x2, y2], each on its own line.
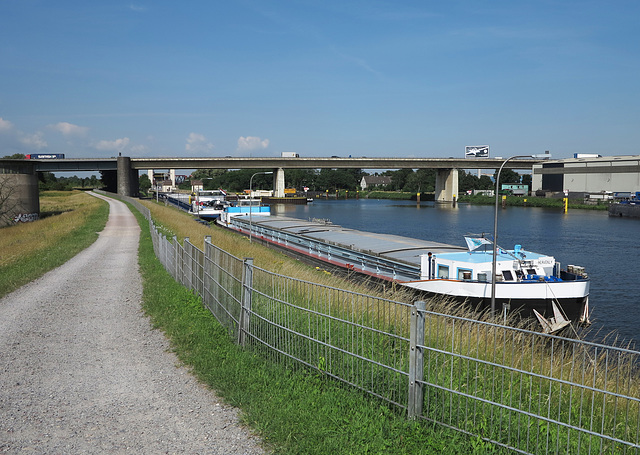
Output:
[101, 191, 640, 454]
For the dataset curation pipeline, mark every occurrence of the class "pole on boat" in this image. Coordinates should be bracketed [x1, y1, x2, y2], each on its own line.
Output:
[249, 171, 273, 243]
[491, 152, 551, 317]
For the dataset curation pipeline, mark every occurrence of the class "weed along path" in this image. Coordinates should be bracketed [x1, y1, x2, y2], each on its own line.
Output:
[0, 193, 265, 454]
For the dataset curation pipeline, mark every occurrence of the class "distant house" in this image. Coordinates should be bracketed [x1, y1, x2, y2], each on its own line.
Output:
[360, 175, 392, 190]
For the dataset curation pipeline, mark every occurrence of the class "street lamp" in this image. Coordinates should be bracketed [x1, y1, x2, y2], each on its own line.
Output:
[249, 171, 273, 243]
[490, 152, 550, 316]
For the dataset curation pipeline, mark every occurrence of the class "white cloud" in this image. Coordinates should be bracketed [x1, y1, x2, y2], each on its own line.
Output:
[95, 137, 130, 153]
[185, 132, 214, 154]
[19, 132, 47, 149]
[50, 121, 88, 136]
[237, 136, 270, 152]
[0, 117, 14, 132]
[128, 4, 147, 12]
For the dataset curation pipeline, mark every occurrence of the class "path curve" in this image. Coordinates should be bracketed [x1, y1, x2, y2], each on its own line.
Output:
[0, 193, 265, 454]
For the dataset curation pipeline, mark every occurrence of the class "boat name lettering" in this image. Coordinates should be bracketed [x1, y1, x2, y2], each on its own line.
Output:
[536, 259, 554, 265]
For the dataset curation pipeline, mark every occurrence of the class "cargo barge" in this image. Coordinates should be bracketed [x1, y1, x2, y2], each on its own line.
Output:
[221, 214, 591, 331]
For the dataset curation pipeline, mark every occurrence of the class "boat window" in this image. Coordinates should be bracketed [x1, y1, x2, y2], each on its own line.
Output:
[457, 268, 473, 280]
[527, 268, 537, 275]
[502, 270, 514, 281]
[515, 270, 524, 279]
[437, 265, 449, 279]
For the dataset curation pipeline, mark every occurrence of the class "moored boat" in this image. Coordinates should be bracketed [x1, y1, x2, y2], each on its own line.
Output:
[189, 189, 229, 220]
[222, 215, 590, 332]
[217, 197, 271, 226]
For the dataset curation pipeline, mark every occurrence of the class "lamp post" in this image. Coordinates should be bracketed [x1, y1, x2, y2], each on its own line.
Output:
[249, 171, 273, 243]
[490, 152, 550, 316]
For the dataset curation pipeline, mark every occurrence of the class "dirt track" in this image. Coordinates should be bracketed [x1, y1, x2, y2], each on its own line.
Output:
[0, 193, 265, 454]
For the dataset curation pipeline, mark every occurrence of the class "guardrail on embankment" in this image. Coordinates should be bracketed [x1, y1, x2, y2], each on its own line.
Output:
[99, 191, 640, 454]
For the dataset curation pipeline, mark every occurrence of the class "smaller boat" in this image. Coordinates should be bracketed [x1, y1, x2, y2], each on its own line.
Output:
[189, 190, 229, 220]
[609, 191, 640, 218]
[217, 197, 271, 226]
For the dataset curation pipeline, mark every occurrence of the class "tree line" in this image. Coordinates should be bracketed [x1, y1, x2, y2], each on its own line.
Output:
[189, 167, 529, 194]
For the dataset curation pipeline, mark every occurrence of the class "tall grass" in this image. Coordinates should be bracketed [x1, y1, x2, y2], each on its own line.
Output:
[0, 191, 109, 297]
[142, 197, 639, 453]
[133, 200, 483, 454]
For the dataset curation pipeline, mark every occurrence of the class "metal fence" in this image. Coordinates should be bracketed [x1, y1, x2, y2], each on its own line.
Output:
[107, 192, 640, 454]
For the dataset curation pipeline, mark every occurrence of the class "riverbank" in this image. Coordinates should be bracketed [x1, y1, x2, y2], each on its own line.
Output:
[457, 194, 609, 210]
[315, 191, 609, 210]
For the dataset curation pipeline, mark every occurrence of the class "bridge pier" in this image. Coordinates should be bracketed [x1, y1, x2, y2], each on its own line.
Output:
[0, 160, 40, 226]
[116, 156, 139, 197]
[435, 168, 458, 203]
[273, 167, 285, 197]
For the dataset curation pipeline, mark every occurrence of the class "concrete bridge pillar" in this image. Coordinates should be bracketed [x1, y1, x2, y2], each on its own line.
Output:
[435, 168, 459, 203]
[0, 160, 39, 226]
[273, 168, 285, 197]
[116, 156, 138, 197]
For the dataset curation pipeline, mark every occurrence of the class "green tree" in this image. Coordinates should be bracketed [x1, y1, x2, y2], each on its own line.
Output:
[2, 153, 26, 159]
[388, 168, 413, 191]
[315, 168, 361, 191]
[477, 175, 494, 190]
[495, 168, 520, 185]
[139, 174, 152, 194]
[284, 169, 318, 190]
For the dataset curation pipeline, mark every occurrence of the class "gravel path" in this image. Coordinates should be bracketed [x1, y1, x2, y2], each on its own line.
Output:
[0, 193, 266, 454]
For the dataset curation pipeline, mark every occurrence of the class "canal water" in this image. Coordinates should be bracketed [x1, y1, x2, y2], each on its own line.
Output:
[272, 199, 640, 345]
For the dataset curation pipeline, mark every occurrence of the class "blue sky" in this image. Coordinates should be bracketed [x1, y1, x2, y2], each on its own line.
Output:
[1, 0, 639, 161]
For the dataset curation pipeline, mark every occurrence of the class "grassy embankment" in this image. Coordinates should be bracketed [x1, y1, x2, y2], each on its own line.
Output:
[138, 199, 638, 453]
[0, 191, 109, 298]
[133, 199, 485, 454]
[323, 190, 421, 200]
[137, 199, 640, 452]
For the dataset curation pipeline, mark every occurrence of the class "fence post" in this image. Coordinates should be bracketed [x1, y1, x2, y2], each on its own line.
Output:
[408, 300, 426, 420]
[184, 237, 191, 290]
[203, 236, 211, 302]
[173, 235, 179, 281]
[238, 257, 254, 347]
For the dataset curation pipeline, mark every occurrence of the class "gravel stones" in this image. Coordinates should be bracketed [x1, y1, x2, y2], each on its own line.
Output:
[0, 194, 265, 454]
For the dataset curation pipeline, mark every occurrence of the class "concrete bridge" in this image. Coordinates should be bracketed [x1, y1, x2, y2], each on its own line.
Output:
[32, 156, 546, 202]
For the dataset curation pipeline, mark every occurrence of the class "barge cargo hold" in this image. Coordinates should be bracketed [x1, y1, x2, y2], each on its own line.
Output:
[221, 215, 591, 330]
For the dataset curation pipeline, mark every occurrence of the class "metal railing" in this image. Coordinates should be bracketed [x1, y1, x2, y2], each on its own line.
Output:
[104, 192, 640, 454]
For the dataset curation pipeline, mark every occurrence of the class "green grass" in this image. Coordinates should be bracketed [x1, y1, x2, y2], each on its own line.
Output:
[131, 205, 488, 454]
[0, 192, 109, 298]
[134, 196, 639, 454]
[363, 191, 418, 200]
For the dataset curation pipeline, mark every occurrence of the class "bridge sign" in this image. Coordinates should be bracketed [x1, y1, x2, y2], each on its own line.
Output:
[465, 145, 489, 158]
